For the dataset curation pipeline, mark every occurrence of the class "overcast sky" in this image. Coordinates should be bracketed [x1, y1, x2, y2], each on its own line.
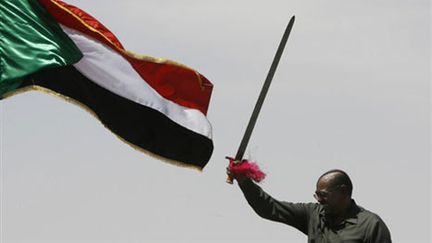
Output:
[1, 0, 430, 242]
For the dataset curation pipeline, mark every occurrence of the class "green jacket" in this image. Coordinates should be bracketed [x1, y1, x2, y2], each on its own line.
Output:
[239, 179, 392, 243]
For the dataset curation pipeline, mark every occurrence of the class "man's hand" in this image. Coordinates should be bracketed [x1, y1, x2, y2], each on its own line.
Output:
[226, 167, 247, 184]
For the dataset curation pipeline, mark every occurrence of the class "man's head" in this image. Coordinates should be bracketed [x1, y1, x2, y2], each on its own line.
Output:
[314, 169, 353, 216]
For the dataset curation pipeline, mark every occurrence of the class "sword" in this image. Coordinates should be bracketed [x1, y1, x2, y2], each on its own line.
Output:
[227, 16, 295, 184]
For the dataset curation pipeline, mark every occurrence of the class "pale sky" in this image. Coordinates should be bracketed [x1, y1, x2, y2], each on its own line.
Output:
[1, 0, 430, 242]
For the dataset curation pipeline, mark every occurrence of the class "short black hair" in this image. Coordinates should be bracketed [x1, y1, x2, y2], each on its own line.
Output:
[319, 169, 353, 196]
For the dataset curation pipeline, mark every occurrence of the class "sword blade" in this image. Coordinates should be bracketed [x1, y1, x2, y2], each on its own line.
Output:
[234, 16, 295, 161]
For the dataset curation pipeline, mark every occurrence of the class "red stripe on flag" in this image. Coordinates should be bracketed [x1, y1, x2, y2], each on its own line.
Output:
[39, 0, 213, 115]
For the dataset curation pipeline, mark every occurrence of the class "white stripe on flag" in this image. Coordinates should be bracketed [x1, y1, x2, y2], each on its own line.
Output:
[61, 26, 212, 139]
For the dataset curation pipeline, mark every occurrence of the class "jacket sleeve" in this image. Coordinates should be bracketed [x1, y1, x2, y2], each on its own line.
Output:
[238, 179, 311, 234]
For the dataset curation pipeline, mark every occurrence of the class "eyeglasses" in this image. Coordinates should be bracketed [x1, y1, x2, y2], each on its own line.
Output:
[313, 185, 343, 201]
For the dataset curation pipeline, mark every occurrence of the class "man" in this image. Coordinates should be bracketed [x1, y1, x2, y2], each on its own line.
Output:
[228, 169, 392, 243]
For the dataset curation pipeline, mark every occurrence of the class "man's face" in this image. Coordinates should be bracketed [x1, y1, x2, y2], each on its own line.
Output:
[314, 174, 345, 215]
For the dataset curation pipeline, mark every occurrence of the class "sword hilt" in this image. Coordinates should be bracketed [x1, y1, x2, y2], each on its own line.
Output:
[226, 156, 241, 184]
[225, 156, 266, 184]
[226, 175, 234, 184]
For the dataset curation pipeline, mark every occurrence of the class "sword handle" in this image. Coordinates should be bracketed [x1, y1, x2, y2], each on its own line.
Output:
[226, 175, 234, 184]
[226, 160, 235, 184]
[226, 156, 239, 184]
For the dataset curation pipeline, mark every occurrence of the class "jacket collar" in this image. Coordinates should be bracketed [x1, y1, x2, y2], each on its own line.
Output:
[318, 199, 360, 228]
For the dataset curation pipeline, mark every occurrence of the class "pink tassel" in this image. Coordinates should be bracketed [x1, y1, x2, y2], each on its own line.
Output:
[226, 156, 266, 182]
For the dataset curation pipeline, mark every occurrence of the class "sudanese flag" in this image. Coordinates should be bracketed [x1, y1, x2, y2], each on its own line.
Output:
[0, 0, 214, 170]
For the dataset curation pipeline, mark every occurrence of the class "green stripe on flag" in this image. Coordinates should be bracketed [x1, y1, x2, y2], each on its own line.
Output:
[0, 0, 82, 97]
